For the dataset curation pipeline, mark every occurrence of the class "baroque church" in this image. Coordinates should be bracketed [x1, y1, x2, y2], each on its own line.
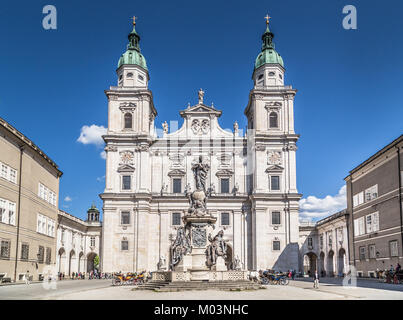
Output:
[100, 17, 301, 273]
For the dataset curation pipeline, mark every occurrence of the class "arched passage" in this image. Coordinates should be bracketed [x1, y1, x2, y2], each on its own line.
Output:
[338, 248, 346, 276]
[87, 252, 97, 273]
[303, 252, 317, 277]
[327, 250, 334, 277]
[319, 252, 325, 277]
[58, 248, 66, 274]
[69, 250, 76, 276]
[78, 252, 84, 273]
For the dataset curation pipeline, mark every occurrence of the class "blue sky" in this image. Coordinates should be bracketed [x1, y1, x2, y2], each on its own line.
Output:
[1, 0, 402, 221]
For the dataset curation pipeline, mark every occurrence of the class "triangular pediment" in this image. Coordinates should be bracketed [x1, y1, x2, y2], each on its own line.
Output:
[180, 103, 222, 118]
[265, 165, 284, 172]
[117, 164, 135, 172]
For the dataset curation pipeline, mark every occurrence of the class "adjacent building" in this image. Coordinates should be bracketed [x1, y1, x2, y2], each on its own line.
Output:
[56, 205, 102, 276]
[299, 210, 350, 277]
[345, 134, 403, 277]
[100, 20, 301, 272]
[0, 117, 62, 282]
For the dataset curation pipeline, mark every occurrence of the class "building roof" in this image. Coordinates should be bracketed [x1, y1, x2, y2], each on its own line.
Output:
[254, 24, 284, 70]
[0, 116, 62, 177]
[315, 209, 348, 227]
[117, 23, 148, 70]
[346, 134, 403, 177]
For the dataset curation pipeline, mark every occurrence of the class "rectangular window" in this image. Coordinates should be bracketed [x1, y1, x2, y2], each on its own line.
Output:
[173, 178, 182, 193]
[365, 212, 379, 234]
[0, 199, 7, 224]
[38, 183, 56, 206]
[38, 246, 44, 263]
[353, 191, 364, 207]
[21, 244, 29, 261]
[172, 213, 181, 226]
[359, 246, 366, 260]
[390, 240, 398, 257]
[354, 217, 365, 236]
[369, 245, 376, 259]
[273, 240, 280, 251]
[365, 185, 378, 202]
[121, 211, 130, 225]
[221, 212, 230, 226]
[270, 176, 280, 191]
[8, 202, 15, 225]
[0, 240, 10, 258]
[308, 237, 313, 248]
[90, 237, 95, 247]
[45, 247, 51, 265]
[271, 211, 281, 225]
[9, 168, 17, 184]
[122, 175, 131, 190]
[121, 240, 129, 251]
[220, 178, 230, 193]
[1, 164, 8, 179]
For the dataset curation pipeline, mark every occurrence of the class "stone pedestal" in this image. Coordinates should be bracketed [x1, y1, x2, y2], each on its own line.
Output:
[212, 256, 227, 272]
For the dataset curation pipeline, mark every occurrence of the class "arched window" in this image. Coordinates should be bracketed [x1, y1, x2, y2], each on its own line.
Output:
[124, 113, 132, 129]
[269, 112, 278, 128]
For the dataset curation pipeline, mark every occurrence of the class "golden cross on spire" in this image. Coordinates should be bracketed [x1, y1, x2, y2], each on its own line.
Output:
[264, 14, 271, 25]
[132, 16, 137, 26]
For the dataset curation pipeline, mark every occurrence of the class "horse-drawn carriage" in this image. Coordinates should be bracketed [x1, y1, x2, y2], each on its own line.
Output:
[112, 271, 147, 286]
[249, 270, 290, 285]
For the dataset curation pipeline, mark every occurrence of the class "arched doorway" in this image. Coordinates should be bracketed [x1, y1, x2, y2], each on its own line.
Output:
[87, 252, 97, 273]
[338, 248, 346, 276]
[78, 252, 84, 273]
[69, 250, 76, 276]
[319, 252, 325, 277]
[303, 252, 317, 277]
[58, 248, 66, 274]
[327, 250, 334, 277]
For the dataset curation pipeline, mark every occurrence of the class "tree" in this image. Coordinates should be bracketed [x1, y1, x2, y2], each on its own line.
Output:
[94, 255, 100, 269]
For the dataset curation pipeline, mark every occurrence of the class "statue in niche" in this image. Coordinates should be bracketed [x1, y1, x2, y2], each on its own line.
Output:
[206, 230, 228, 267]
[170, 227, 191, 269]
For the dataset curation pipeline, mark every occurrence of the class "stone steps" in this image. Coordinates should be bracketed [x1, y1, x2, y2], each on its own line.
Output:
[133, 280, 264, 292]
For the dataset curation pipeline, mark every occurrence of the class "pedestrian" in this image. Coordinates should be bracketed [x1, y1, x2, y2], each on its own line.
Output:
[25, 270, 30, 285]
[396, 263, 401, 274]
[292, 269, 295, 280]
[313, 270, 319, 289]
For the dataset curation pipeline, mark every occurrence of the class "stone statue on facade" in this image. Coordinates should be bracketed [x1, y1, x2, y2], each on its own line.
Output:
[198, 88, 204, 104]
[170, 227, 191, 269]
[188, 156, 210, 216]
[162, 121, 168, 134]
[206, 230, 228, 267]
[157, 255, 166, 270]
[233, 121, 239, 134]
[233, 255, 241, 270]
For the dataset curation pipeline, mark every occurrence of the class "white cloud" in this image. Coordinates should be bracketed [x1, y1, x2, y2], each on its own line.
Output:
[96, 175, 105, 182]
[100, 150, 106, 160]
[299, 185, 347, 221]
[64, 196, 72, 202]
[77, 124, 107, 146]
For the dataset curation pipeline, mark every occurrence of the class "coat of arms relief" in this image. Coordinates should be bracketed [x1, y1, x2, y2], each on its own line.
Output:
[267, 151, 282, 165]
[191, 119, 210, 135]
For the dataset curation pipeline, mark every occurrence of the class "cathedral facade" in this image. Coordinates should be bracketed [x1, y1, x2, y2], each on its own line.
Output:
[100, 19, 301, 273]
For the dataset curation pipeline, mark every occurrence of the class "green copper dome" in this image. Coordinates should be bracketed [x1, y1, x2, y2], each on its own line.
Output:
[117, 24, 148, 70]
[254, 24, 284, 70]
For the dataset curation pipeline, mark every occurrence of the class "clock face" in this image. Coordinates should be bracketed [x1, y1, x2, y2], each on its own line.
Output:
[121, 152, 133, 164]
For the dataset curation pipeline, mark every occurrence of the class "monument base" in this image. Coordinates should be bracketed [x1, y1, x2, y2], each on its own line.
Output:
[151, 270, 249, 282]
